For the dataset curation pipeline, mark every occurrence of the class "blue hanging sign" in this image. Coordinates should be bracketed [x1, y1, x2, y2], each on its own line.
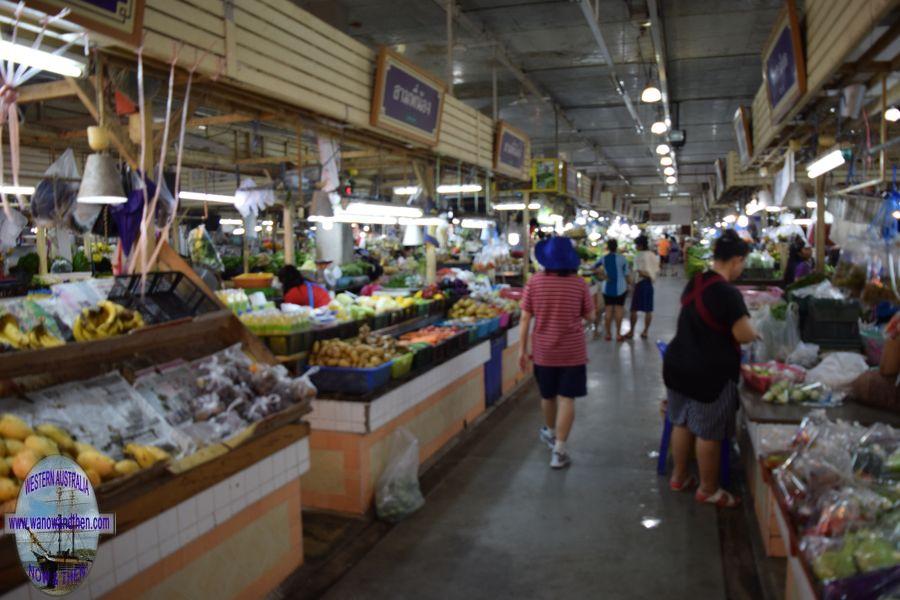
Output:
[371, 48, 445, 146]
[494, 121, 530, 181]
[29, 0, 144, 46]
[762, 0, 806, 124]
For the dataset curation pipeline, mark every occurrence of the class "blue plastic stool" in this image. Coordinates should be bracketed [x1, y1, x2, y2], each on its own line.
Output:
[655, 341, 730, 488]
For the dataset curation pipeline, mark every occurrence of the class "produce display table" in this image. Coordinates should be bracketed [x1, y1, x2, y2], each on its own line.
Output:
[739, 389, 900, 427]
[302, 323, 527, 515]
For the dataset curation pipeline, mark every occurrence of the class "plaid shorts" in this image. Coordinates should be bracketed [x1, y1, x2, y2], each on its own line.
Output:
[666, 382, 739, 440]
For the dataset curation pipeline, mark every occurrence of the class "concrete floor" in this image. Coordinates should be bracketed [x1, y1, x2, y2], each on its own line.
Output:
[323, 275, 728, 600]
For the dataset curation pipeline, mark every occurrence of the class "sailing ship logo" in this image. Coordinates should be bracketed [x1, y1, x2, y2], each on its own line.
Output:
[4, 455, 115, 596]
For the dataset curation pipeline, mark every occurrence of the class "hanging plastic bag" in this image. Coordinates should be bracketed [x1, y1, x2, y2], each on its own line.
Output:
[752, 303, 800, 362]
[375, 427, 425, 522]
[0, 208, 26, 251]
[787, 341, 821, 369]
[806, 352, 870, 397]
[154, 174, 177, 228]
[31, 148, 80, 228]
[188, 224, 224, 272]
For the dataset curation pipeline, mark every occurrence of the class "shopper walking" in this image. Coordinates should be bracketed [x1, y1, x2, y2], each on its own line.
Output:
[662, 230, 757, 508]
[624, 235, 658, 339]
[598, 239, 630, 342]
[519, 237, 595, 469]
[657, 235, 671, 276]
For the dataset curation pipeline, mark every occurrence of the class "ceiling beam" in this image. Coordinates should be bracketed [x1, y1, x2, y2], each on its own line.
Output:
[432, 0, 629, 182]
[187, 112, 277, 128]
[17, 79, 76, 104]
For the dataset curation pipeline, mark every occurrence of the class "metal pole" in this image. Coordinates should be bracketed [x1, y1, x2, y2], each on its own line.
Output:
[815, 176, 826, 273]
[491, 61, 498, 122]
[522, 192, 531, 282]
[446, 0, 454, 96]
[881, 74, 888, 182]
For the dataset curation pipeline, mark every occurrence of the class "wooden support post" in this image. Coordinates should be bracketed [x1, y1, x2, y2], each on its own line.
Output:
[284, 196, 295, 266]
[36, 227, 48, 275]
[815, 177, 826, 273]
[522, 192, 531, 282]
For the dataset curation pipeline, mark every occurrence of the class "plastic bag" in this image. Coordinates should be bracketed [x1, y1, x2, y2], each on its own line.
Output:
[188, 224, 224, 271]
[791, 280, 847, 300]
[788, 342, 821, 369]
[375, 427, 425, 522]
[764, 380, 835, 406]
[30, 149, 80, 228]
[752, 303, 801, 362]
[807, 352, 870, 395]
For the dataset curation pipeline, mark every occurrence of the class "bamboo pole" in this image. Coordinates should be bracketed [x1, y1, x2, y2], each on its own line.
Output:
[36, 227, 48, 275]
[815, 176, 825, 273]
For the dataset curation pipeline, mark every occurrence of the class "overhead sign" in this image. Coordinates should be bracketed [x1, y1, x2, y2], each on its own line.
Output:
[371, 47, 445, 146]
[29, 0, 145, 46]
[762, 0, 806, 124]
[493, 121, 530, 180]
[733, 106, 753, 166]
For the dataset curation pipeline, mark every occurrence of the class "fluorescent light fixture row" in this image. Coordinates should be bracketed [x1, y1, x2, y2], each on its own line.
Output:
[0, 185, 34, 195]
[220, 218, 243, 225]
[345, 202, 422, 218]
[806, 148, 845, 179]
[0, 40, 85, 78]
[493, 201, 541, 211]
[179, 191, 235, 204]
[459, 218, 493, 229]
[393, 186, 420, 195]
[437, 184, 483, 194]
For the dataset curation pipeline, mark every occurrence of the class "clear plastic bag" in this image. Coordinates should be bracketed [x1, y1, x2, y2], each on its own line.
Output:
[788, 341, 821, 369]
[30, 148, 80, 228]
[375, 427, 425, 522]
[807, 352, 870, 396]
[188, 224, 224, 271]
[752, 303, 801, 362]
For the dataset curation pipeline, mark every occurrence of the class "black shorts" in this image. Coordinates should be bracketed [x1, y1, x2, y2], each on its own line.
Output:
[534, 365, 587, 398]
[603, 293, 627, 306]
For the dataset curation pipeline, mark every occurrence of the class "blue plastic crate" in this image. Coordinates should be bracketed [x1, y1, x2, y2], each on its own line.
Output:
[309, 361, 392, 395]
[484, 334, 507, 406]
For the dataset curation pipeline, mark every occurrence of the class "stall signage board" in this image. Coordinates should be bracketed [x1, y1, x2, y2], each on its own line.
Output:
[494, 121, 530, 180]
[565, 163, 578, 196]
[733, 106, 753, 166]
[762, 0, 806, 124]
[531, 158, 560, 193]
[29, 0, 144, 46]
[371, 47, 445, 146]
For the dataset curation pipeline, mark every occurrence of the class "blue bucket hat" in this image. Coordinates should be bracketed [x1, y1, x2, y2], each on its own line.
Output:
[534, 236, 580, 271]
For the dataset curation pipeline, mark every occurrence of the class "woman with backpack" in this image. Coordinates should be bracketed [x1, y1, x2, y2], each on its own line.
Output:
[662, 230, 758, 508]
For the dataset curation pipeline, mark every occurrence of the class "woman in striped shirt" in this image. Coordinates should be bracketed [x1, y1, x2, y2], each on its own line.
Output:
[519, 237, 595, 469]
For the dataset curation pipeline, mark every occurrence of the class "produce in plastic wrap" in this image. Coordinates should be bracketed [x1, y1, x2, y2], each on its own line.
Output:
[29, 149, 80, 229]
[762, 381, 834, 406]
[188, 224, 225, 272]
[375, 427, 425, 522]
[752, 302, 800, 363]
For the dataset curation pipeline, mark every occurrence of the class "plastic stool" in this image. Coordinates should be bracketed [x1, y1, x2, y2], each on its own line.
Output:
[655, 341, 731, 488]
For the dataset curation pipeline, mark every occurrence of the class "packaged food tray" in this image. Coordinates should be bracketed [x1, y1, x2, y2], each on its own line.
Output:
[741, 362, 806, 393]
[390, 352, 414, 379]
[309, 361, 392, 395]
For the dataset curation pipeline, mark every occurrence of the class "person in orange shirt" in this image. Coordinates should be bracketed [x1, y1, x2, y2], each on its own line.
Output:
[657, 235, 671, 277]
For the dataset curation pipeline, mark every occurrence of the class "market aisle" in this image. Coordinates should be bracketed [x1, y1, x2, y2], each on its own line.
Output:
[322, 275, 727, 600]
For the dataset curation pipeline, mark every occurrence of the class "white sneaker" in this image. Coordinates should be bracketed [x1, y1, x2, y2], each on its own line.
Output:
[539, 427, 556, 449]
[550, 451, 571, 469]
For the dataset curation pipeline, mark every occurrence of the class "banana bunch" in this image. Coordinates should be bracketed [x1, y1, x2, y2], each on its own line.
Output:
[124, 443, 170, 468]
[73, 301, 144, 342]
[0, 316, 64, 351]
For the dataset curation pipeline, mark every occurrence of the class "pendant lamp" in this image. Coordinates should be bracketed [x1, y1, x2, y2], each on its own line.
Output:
[309, 189, 334, 218]
[782, 182, 807, 209]
[641, 85, 661, 103]
[402, 224, 423, 246]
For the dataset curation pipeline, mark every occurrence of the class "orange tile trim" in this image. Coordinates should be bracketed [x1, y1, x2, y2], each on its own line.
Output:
[103, 479, 302, 600]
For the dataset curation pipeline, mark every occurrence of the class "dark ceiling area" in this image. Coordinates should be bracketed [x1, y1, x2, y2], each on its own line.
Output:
[297, 0, 783, 201]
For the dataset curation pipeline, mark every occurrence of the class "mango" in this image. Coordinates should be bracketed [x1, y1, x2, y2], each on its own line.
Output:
[12, 449, 39, 480]
[0, 414, 32, 441]
[24, 435, 58, 457]
[35, 424, 74, 453]
[77, 451, 114, 479]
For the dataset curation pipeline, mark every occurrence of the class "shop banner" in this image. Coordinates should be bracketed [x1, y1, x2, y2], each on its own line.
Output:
[762, 0, 806, 124]
[493, 121, 530, 180]
[29, 0, 145, 46]
[371, 47, 445, 146]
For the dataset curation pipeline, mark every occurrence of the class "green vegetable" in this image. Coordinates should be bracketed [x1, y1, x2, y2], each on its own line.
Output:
[72, 250, 90, 272]
[855, 535, 900, 573]
[770, 302, 788, 321]
[785, 271, 827, 293]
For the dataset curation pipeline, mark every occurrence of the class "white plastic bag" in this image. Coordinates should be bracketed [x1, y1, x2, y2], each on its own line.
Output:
[375, 427, 424, 522]
[752, 303, 801, 362]
[788, 342, 821, 369]
[806, 352, 870, 396]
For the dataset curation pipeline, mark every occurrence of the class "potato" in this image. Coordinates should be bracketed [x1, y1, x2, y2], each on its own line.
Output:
[35, 424, 75, 453]
[25, 435, 59, 458]
[0, 415, 32, 441]
[12, 449, 40, 480]
[4, 439, 23, 455]
[0, 477, 18, 501]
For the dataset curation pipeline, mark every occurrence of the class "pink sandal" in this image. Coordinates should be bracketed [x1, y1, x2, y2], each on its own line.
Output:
[669, 474, 697, 492]
[695, 488, 741, 508]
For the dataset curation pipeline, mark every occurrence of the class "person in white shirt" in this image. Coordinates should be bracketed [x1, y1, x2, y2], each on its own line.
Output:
[625, 235, 659, 339]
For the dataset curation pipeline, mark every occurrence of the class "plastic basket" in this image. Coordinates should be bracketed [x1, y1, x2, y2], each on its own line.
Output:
[416, 302, 430, 317]
[808, 298, 860, 322]
[107, 271, 220, 324]
[802, 319, 862, 350]
[738, 267, 778, 281]
[741, 363, 806, 393]
[390, 352, 414, 379]
[434, 331, 469, 363]
[373, 312, 392, 330]
[309, 361, 392, 395]
[409, 343, 434, 370]
[260, 329, 315, 356]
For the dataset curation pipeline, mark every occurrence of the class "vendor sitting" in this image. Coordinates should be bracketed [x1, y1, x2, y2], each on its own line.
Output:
[278, 265, 332, 308]
[851, 313, 900, 411]
[784, 235, 814, 285]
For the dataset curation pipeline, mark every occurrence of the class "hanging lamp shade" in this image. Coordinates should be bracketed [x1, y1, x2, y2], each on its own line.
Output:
[402, 224, 423, 246]
[77, 153, 126, 204]
[756, 189, 773, 210]
[782, 182, 806, 209]
[309, 189, 333, 218]
[641, 85, 662, 103]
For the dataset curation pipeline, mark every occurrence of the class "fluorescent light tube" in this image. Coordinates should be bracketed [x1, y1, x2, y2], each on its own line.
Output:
[345, 202, 422, 218]
[0, 185, 34, 195]
[493, 202, 526, 210]
[806, 149, 845, 179]
[220, 218, 243, 225]
[393, 186, 420, 195]
[0, 40, 85, 78]
[398, 217, 445, 226]
[460, 218, 493, 229]
[179, 191, 235, 204]
[437, 184, 483, 194]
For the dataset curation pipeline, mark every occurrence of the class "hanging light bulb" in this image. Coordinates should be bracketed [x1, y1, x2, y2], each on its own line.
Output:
[650, 120, 668, 134]
[656, 143, 670, 155]
[886, 107, 900, 122]
[660, 156, 673, 167]
[663, 166, 676, 176]
[641, 85, 662, 103]
[665, 175, 677, 185]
